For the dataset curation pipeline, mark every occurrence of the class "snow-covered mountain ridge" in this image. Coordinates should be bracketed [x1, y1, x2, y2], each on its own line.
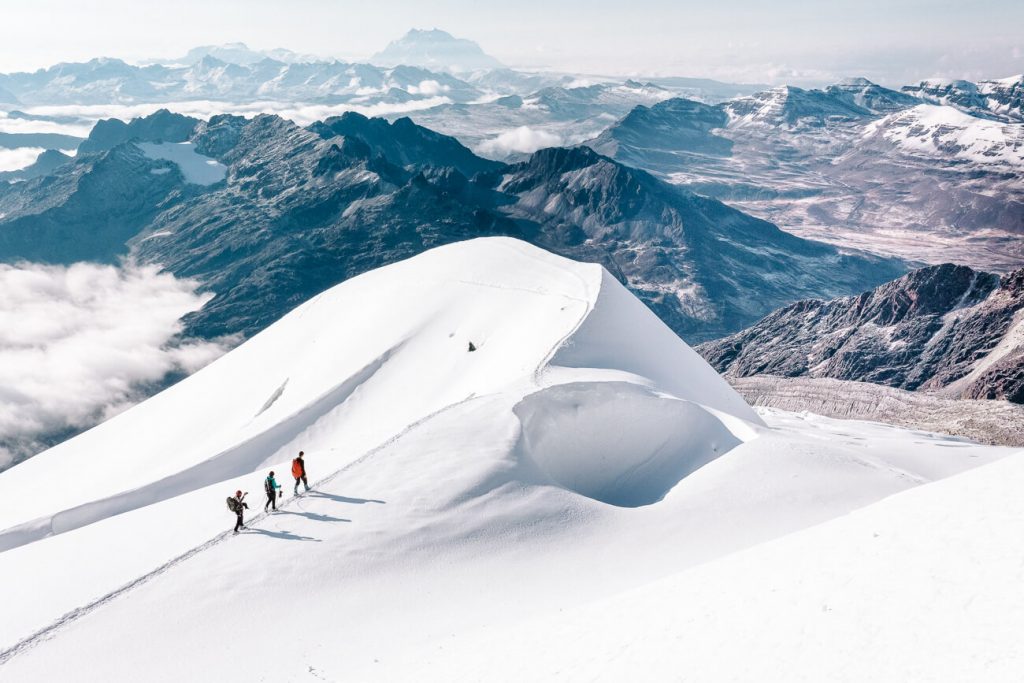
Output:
[863, 103, 1024, 170]
[0, 238, 758, 551]
[0, 239, 1014, 681]
[902, 74, 1024, 122]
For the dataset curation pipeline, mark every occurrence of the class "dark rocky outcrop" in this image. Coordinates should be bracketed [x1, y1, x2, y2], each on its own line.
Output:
[699, 264, 1024, 403]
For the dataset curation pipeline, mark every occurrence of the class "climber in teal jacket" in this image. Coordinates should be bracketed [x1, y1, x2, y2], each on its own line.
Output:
[264, 471, 282, 512]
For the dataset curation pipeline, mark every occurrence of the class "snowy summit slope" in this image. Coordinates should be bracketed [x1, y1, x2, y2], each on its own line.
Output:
[0, 237, 756, 551]
[0, 238, 1015, 681]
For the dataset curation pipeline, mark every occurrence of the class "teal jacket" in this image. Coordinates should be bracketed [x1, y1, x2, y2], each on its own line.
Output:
[265, 475, 281, 494]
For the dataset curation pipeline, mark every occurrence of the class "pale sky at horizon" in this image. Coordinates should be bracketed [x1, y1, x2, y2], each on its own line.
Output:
[0, 0, 1020, 86]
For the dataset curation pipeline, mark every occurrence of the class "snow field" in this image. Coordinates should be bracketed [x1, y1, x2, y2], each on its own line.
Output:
[405, 450, 1024, 682]
[0, 238, 1016, 681]
[137, 141, 227, 185]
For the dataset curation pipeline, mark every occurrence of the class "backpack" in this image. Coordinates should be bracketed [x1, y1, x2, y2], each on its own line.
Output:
[264, 477, 273, 495]
[226, 496, 240, 513]
[292, 458, 303, 478]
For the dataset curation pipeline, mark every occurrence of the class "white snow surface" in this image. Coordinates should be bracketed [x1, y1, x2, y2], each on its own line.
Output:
[137, 141, 226, 185]
[0, 238, 1018, 681]
[417, 445, 1024, 682]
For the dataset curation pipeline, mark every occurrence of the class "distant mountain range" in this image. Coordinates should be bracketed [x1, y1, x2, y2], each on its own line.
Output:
[588, 77, 1024, 271]
[371, 28, 504, 72]
[0, 55, 484, 107]
[0, 110, 904, 344]
[164, 42, 321, 66]
[700, 263, 1024, 404]
[1, 36, 1020, 342]
[0, 32, 761, 172]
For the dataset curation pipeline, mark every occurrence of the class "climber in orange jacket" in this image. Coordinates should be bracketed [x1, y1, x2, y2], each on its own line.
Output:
[292, 451, 309, 495]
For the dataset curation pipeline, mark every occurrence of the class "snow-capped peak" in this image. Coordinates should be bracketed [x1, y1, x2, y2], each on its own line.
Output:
[0, 237, 759, 551]
[370, 28, 503, 73]
[864, 103, 1024, 169]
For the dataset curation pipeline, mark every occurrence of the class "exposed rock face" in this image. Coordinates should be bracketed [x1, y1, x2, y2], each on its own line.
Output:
[308, 112, 503, 178]
[588, 98, 733, 164]
[724, 85, 875, 128]
[77, 109, 198, 154]
[0, 111, 905, 344]
[699, 264, 1024, 403]
[824, 78, 920, 114]
[498, 145, 904, 341]
[977, 75, 1024, 121]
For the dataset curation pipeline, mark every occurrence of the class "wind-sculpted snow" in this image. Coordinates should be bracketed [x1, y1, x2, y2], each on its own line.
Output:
[403, 443, 1024, 682]
[514, 382, 740, 506]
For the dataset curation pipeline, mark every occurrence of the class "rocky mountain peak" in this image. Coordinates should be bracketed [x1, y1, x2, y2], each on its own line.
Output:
[78, 109, 199, 154]
[855, 263, 996, 324]
[699, 262, 1023, 403]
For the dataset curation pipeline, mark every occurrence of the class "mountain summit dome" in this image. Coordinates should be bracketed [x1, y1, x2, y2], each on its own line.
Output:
[371, 28, 503, 72]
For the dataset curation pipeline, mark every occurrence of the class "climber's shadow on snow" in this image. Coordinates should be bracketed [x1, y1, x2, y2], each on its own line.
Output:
[276, 509, 351, 523]
[306, 491, 386, 505]
[244, 528, 320, 542]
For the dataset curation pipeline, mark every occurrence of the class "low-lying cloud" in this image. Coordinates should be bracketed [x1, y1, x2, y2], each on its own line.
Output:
[477, 126, 563, 158]
[407, 80, 449, 96]
[0, 146, 44, 172]
[0, 262, 235, 469]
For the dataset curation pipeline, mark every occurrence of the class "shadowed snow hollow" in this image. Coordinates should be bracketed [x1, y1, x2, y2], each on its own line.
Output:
[515, 382, 740, 506]
[0, 237, 758, 550]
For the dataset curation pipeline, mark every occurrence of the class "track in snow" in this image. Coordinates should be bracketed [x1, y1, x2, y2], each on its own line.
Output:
[0, 394, 477, 667]
[0, 277, 599, 667]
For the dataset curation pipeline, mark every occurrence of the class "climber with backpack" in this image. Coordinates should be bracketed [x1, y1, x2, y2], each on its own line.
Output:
[226, 490, 248, 533]
[264, 471, 282, 512]
[292, 451, 309, 495]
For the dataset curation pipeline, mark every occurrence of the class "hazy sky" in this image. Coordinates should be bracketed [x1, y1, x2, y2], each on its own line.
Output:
[0, 0, 1020, 85]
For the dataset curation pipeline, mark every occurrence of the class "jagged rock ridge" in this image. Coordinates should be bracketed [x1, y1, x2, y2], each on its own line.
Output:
[699, 264, 1024, 403]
